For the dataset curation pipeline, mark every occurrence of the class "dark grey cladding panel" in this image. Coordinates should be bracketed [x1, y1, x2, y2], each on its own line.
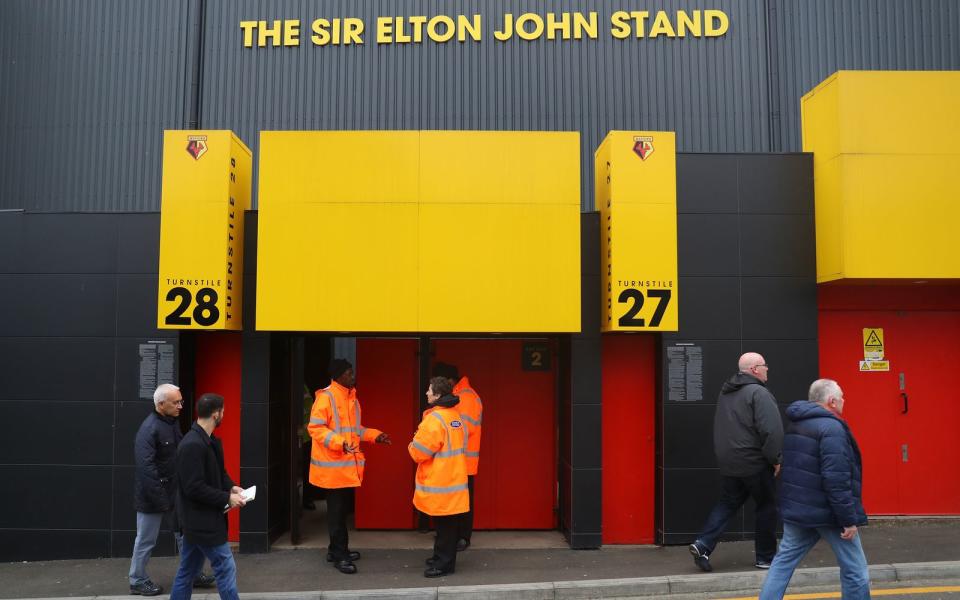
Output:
[571, 468, 601, 535]
[580, 212, 600, 277]
[661, 403, 717, 469]
[16, 213, 119, 273]
[1, 401, 114, 466]
[0, 337, 115, 401]
[0, 466, 112, 529]
[0, 530, 110, 562]
[659, 338, 744, 406]
[677, 213, 740, 276]
[241, 401, 269, 469]
[0, 274, 118, 337]
[741, 277, 817, 340]
[738, 154, 814, 215]
[117, 213, 161, 274]
[661, 467, 742, 538]
[571, 404, 601, 469]
[0, 210, 24, 272]
[117, 274, 165, 337]
[674, 277, 741, 340]
[745, 338, 819, 405]
[739, 214, 815, 277]
[239, 467, 270, 532]
[676, 155, 740, 214]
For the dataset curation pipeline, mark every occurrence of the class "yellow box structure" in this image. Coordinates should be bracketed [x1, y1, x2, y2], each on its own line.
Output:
[801, 71, 960, 282]
[256, 131, 581, 332]
[597, 131, 679, 332]
[157, 131, 252, 330]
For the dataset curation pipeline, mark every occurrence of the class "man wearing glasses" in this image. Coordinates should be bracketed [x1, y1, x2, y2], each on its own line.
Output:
[688, 353, 784, 573]
[129, 384, 214, 596]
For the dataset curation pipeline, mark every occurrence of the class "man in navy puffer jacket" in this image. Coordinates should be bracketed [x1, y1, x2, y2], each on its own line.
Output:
[759, 379, 870, 600]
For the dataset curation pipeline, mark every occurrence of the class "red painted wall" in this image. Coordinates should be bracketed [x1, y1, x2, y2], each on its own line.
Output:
[602, 333, 656, 544]
[818, 283, 960, 515]
[194, 332, 243, 541]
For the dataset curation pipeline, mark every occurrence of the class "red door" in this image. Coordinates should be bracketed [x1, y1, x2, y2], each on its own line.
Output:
[353, 338, 420, 528]
[434, 338, 557, 529]
[819, 310, 960, 515]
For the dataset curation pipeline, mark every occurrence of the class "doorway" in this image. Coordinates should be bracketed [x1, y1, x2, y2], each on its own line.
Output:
[819, 310, 960, 514]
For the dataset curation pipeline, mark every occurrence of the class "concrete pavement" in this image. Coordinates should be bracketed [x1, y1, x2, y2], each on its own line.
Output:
[1, 519, 958, 599]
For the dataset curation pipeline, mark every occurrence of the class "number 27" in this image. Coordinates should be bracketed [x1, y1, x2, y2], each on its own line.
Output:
[618, 288, 671, 327]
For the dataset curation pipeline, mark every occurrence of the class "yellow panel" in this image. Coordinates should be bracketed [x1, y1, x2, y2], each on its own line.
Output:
[813, 156, 844, 283]
[839, 71, 960, 156]
[419, 131, 580, 205]
[256, 130, 581, 332]
[158, 130, 251, 330]
[259, 131, 419, 204]
[598, 131, 679, 332]
[843, 154, 960, 279]
[802, 71, 960, 281]
[418, 203, 580, 332]
[255, 202, 418, 331]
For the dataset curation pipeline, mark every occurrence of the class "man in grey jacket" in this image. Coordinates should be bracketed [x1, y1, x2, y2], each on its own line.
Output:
[689, 352, 784, 572]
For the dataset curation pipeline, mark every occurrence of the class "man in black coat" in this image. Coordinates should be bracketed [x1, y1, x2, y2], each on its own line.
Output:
[170, 393, 246, 600]
[689, 352, 784, 572]
[128, 384, 214, 596]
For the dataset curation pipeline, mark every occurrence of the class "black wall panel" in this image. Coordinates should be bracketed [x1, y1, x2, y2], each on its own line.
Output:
[0, 212, 173, 559]
[659, 153, 817, 544]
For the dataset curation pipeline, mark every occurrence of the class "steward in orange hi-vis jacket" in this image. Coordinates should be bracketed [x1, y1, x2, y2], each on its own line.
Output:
[409, 376, 468, 578]
[308, 359, 391, 575]
[429, 362, 481, 551]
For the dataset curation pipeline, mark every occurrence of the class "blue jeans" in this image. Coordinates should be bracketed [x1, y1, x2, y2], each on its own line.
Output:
[695, 468, 778, 562]
[759, 522, 870, 600]
[129, 511, 185, 586]
[170, 540, 238, 600]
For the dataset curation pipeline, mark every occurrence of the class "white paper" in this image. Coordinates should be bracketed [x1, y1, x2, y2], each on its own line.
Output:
[241, 485, 256, 502]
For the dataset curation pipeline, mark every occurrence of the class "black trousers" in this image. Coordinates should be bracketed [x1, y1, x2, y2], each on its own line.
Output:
[325, 487, 353, 561]
[458, 475, 475, 543]
[696, 467, 778, 562]
[431, 514, 460, 572]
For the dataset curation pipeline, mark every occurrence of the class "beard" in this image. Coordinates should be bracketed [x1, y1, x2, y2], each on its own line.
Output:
[214, 415, 223, 427]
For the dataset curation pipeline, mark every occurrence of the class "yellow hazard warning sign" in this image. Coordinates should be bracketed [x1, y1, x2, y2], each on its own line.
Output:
[863, 328, 884, 360]
[859, 360, 890, 372]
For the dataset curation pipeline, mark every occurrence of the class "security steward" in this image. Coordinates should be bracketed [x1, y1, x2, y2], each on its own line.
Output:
[308, 359, 391, 575]
[432, 362, 482, 551]
[409, 376, 469, 577]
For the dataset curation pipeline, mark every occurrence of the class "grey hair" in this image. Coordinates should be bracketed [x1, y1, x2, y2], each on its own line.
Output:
[808, 379, 841, 404]
[153, 383, 180, 408]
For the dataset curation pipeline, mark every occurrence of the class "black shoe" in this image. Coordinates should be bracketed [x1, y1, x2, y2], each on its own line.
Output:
[326, 551, 361, 562]
[302, 499, 316, 511]
[193, 573, 216, 588]
[755, 559, 772, 569]
[425, 556, 436, 567]
[456, 538, 470, 552]
[424, 567, 454, 578]
[689, 542, 712, 572]
[333, 560, 357, 574]
[130, 580, 163, 596]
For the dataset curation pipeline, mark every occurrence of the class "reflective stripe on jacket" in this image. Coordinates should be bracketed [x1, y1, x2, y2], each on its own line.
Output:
[308, 381, 382, 489]
[408, 406, 469, 516]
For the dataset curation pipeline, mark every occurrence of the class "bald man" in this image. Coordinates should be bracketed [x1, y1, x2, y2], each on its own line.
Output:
[689, 352, 784, 573]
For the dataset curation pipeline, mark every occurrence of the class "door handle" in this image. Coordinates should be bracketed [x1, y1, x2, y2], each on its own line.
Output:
[901, 392, 909, 414]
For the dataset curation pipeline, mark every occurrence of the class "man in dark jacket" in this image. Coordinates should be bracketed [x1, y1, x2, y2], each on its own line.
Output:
[689, 352, 783, 572]
[128, 384, 213, 596]
[759, 379, 870, 600]
[170, 393, 247, 600]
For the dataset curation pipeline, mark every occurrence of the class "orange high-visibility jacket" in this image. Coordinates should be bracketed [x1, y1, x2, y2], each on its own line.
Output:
[408, 406, 469, 516]
[308, 381, 382, 489]
[423, 376, 483, 475]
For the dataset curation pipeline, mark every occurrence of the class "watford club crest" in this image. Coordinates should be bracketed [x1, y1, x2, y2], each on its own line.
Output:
[186, 135, 208, 160]
[633, 136, 654, 160]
